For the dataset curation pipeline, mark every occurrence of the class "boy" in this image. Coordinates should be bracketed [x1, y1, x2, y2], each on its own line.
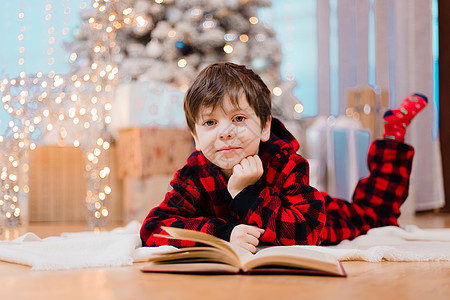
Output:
[140, 62, 427, 253]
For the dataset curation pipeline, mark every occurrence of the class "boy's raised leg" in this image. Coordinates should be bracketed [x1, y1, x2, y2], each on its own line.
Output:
[320, 94, 428, 245]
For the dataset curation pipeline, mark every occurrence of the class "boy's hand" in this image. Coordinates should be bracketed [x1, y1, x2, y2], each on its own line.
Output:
[227, 155, 263, 198]
[230, 224, 265, 253]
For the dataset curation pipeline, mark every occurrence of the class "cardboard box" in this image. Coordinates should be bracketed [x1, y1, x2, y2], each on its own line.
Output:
[122, 174, 173, 223]
[347, 86, 389, 140]
[29, 146, 86, 222]
[116, 127, 194, 178]
[29, 146, 122, 223]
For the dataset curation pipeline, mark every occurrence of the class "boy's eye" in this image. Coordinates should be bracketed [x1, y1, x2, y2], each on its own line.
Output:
[203, 120, 216, 126]
[234, 115, 246, 122]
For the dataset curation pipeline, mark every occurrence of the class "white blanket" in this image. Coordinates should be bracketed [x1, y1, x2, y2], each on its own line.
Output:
[0, 221, 449, 270]
[310, 225, 450, 262]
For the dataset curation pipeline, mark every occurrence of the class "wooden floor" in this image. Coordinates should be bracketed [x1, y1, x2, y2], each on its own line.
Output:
[1, 212, 449, 300]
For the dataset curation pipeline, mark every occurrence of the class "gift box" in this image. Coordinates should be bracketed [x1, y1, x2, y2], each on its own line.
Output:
[116, 127, 194, 178]
[346, 86, 389, 140]
[122, 174, 173, 223]
[29, 146, 122, 223]
[328, 126, 371, 201]
[304, 115, 371, 201]
[110, 81, 187, 132]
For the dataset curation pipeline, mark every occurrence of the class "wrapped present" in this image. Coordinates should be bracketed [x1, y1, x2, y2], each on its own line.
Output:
[29, 146, 122, 223]
[328, 124, 371, 201]
[304, 115, 371, 201]
[110, 81, 187, 133]
[122, 174, 173, 223]
[346, 86, 389, 140]
[116, 127, 194, 178]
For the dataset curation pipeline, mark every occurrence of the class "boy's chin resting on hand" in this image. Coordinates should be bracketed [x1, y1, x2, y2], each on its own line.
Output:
[227, 155, 264, 198]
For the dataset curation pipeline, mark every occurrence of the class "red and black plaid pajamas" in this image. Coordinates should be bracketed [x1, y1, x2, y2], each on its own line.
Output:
[320, 140, 414, 244]
[140, 119, 414, 247]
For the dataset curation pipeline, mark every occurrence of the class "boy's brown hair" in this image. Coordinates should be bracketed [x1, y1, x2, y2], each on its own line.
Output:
[184, 62, 272, 134]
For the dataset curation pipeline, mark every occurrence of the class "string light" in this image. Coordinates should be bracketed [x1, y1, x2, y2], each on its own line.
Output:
[239, 34, 249, 43]
[223, 44, 233, 54]
[177, 59, 187, 68]
[273, 87, 283, 96]
[167, 30, 176, 38]
[249, 16, 259, 25]
[71, 0, 137, 228]
[62, 0, 71, 38]
[0, 4, 30, 225]
[17, 4, 26, 68]
[1, 0, 136, 228]
[294, 103, 304, 114]
[46, 1, 55, 68]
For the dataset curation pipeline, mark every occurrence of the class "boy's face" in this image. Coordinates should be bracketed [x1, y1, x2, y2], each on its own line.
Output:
[192, 93, 271, 178]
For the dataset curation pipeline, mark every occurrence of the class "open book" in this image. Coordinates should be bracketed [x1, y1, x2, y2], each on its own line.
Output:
[141, 227, 346, 277]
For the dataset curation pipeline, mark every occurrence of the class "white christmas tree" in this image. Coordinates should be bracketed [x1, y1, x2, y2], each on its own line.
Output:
[72, 0, 302, 120]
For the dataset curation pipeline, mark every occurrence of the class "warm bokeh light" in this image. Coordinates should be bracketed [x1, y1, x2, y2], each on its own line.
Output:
[0, 0, 138, 226]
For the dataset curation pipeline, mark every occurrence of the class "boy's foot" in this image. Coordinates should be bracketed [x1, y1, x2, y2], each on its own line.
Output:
[383, 93, 428, 142]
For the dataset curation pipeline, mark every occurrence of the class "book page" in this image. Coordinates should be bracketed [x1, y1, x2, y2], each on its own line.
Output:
[148, 247, 238, 266]
[227, 242, 254, 264]
[241, 246, 344, 275]
[159, 227, 253, 266]
[256, 246, 338, 263]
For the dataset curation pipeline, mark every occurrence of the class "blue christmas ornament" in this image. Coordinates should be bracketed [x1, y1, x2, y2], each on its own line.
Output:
[175, 40, 186, 49]
[175, 40, 193, 55]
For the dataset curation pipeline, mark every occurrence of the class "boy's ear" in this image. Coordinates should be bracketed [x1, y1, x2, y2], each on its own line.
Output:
[261, 116, 272, 142]
[191, 131, 202, 151]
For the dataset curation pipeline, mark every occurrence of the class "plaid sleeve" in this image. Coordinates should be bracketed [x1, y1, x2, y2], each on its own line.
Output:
[229, 154, 326, 246]
[140, 169, 236, 247]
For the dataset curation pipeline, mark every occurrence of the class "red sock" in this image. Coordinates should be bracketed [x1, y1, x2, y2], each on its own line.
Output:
[383, 93, 428, 142]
